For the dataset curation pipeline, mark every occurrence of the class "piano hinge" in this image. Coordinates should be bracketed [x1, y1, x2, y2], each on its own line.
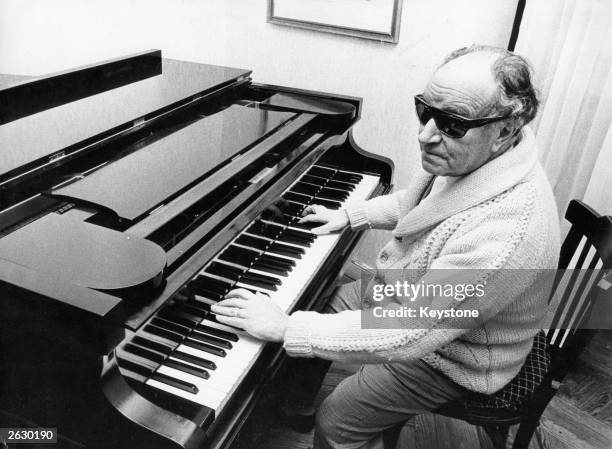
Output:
[248, 167, 274, 184]
[133, 117, 146, 127]
[49, 151, 66, 162]
[55, 202, 76, 215]
[148, 203, 166, 216]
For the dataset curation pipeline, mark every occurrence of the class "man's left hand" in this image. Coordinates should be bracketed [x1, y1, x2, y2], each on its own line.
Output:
[211, 289, 289, 342]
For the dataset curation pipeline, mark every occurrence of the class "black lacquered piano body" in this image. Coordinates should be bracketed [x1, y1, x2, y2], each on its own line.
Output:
[0, 50, 393, 449]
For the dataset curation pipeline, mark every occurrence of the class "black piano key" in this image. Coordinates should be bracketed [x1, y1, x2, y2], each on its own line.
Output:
[260, 209, 292, 225]
[219, 245, 259, 267]
[217, 248, 252, 268]
[188, 284, 224, 301]
[291, 182, 320, 196]
[332, 171, 362, 183]
[172, 349, 216, 370]
[189, 284, 225, 302]
[240, 272, 280, 292]
[190, 331, 233, 350]
[192, 290, 223, 303]
[189, 278, 226, 296]
[319, 187, 349, 201]
[184, 339, 227, 357]
[326, 179, 355, 191]
[205, 262, 244, 281]
[145, 324, 184, 343]
[253, 259, 290, 274]
[308, 166, 335, 178]
[118, 357, 154, 378]
[260, 252, 296, 268]
[283, 191, 311, 204]
[177, 286, 197, 301]
[151, 317, 191, 336]
[124, 342, 166, 364]
[132, 336, 174, 355]
[158, 308, 200, 328]
[275, 233, 311, 248]
[252, 260, 289, 276]
[283, 212, 303, 222]
[317, 191, 349, 203]
[257, 220, 285, 233]
[186, 300, 211, 313]
[300, 174, 327, 186]
[197, 323, 239, 342]
[187, 300, 216, 313]
[278, 201, 305, 217]
[174, 303, 209, 319]
[193, 274, 233, 294]
[151, 371, 199, 395]
[248, 221, 283, 239]
[268, 241, 304, 258]
[236, 234, 269, 251]
[283, 228, 315, 244]
[311, 198, 342, 210]
[165, 359, 210, 380]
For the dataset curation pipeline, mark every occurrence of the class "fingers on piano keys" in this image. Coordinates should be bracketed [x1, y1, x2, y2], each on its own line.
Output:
[116, 165, 378, 413]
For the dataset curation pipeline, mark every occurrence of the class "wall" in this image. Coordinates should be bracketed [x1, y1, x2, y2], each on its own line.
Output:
[0, 0, 517, 262]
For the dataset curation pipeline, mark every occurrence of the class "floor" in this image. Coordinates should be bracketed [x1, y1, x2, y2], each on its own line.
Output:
[232, 331, 612, 449]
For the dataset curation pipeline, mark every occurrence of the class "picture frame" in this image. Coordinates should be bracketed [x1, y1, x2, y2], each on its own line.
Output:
[267, 0, 403, 44]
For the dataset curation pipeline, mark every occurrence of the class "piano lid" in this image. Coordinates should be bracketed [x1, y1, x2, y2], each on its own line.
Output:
[0, 51, 251, 180]
[50, 105, 296, 221]
[0, 212, 166, 292]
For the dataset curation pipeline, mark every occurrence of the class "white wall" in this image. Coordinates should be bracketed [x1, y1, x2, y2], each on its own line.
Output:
[0, 0, 517, 261]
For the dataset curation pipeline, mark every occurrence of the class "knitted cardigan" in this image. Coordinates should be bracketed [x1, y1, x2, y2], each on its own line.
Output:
[283, 127, 560, 394]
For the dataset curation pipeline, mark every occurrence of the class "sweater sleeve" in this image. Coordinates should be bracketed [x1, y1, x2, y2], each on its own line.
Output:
[283, 197, 539, 363]
[344, 190, 406, 230]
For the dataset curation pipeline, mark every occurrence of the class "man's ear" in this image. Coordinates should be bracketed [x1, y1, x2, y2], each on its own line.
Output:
[492, 120, 520, 153]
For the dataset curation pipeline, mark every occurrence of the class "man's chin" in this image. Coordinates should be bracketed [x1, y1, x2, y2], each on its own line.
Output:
[421, 157, 447, 176]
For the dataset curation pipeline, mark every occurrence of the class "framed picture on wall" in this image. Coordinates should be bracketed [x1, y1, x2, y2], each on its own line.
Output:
[267, 0, 403, 44]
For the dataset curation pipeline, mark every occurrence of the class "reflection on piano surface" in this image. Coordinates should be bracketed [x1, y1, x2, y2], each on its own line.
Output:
[0, 50, 393, 449]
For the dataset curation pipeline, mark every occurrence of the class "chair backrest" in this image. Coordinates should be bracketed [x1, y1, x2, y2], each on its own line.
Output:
[546, 200, 612, 382]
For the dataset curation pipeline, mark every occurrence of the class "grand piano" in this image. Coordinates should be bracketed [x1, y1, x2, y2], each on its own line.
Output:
[0, 50, 393, 449]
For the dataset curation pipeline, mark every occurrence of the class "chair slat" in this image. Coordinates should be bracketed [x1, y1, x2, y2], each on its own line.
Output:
[558, 267, 600, 331]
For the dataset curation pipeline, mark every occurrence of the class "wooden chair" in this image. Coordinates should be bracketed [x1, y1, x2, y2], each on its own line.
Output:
[383, 200, 612, 449]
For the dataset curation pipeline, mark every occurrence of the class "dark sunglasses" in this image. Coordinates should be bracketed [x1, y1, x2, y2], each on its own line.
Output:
[414, 94, 508, 138]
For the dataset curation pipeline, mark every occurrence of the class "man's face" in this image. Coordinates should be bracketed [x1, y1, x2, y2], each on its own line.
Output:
[418, 53, 504, 177]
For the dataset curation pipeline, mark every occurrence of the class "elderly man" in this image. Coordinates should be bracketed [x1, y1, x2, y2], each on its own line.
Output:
[212, 44, 560, 449]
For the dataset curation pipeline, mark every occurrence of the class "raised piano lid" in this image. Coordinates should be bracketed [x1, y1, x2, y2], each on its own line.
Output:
[0, 50, 251, 182]
[0, 212, 166, 292]
[50, 105, 296, 221]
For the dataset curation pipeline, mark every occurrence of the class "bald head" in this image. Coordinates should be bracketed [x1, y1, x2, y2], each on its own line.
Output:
[427, 52, 500, 119]
[436, 45, 539, 126]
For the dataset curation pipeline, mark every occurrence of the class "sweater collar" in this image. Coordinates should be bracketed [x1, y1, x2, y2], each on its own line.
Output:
[393, 127, 537, 238]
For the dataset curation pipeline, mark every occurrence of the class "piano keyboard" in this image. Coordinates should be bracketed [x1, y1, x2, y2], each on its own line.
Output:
[116, 164, 380, 416]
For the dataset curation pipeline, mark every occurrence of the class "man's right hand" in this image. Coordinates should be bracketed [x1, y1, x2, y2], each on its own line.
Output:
[299, 205, 349, 235]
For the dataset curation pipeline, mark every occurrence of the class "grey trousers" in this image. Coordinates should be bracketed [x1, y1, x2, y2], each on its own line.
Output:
[313, 281, 467, 449]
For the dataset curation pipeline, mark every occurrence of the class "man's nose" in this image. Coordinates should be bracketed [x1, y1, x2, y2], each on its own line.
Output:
[418, 119, 442, 144]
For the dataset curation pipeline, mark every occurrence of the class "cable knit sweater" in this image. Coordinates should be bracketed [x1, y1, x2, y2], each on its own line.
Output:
[283, 127, 560, 394]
